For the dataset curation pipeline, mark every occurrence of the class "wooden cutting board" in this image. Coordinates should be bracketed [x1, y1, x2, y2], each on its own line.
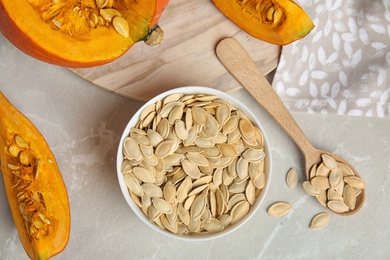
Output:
[70, 0, 281, 102]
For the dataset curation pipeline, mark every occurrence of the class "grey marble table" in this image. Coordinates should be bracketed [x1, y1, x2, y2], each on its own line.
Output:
[0, 34, 389, 259]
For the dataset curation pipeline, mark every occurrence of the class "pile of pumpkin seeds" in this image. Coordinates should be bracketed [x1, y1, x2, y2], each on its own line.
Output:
[121, 93, 267, 235]
[268, 154, 366, 230]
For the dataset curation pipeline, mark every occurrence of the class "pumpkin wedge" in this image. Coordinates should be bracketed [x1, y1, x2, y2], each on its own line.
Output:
[212, 0, 314, 45]
[0, 0, 169, 67]
[0, 92, 70, 260]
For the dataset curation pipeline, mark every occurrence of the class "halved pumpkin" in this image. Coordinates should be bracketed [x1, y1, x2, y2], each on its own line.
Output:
[0, 92, 70, 260]
[0, 0, 169, 67]
[212, 0, 314, 45]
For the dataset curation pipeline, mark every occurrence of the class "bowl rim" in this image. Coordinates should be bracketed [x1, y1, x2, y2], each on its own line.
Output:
[116, 86, 272, 241]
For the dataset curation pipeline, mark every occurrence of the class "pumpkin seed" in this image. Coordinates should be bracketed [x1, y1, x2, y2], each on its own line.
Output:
[315, 163, 331, 177]
[327, 200, 349, 213]
[267, 202, 292, 217]
[160, 214, 178, 234]
[191, 106, 208, 125]
[154, 140, 175, 158]
[222, 115, 238, 134]
[100, 8, 121, 22]
[192, 175, 213, 188]
[142, 183, 163, 198]
[181, 159, 201, 179]
[202, 114, 219, 138]
[19, 151, 32, 166]
[183, 194, 197, 210]
[14, 134, 28, 148]
[236, 157, 249, 180]
[344, 176, 366, 190]
[309, 212, 329, 230]
[132, 167, 155, 183]
[329, 168, 342, 188]
[286, 167, 298, 188]
[148, 205, 162, 222]
[202, 218, 224, 233]
[338, 162, 355, 176]
[230, 201, 250, 224]
[153, 198, 172, 214]
[187, 218, 201, 233]
[131, 132, 151, 147]
[219, 143, 237, 158]
[321, 154, 337, 170]
[311, 176, 330, 190]
[8, 144, 21, 157]
[315, 190, 328, 207]
[227, 193, 246, 210]
[309, 163, 317, 180]
[303, 181, 321, 196]
[177, 203, 191, 225]
[343, 184, 356, 210]
[242, 148, 265, 162]
[252, 171, 266, 189]
[169, 106, 184, 124]
[245, 180, 256, 205]
[239, 119, 258, 146]
[186, 153, 209, 167]
[163, 181, 176, 203]
[190, 195, 207, 220]
[188, 184, 209, 197]
[327, 189, 341, 201]
[95, 0, 108, 9]
[123, 137, 142, 161]
[218, 214, 231, 228]
[124, 175, 143, 196]
[176, 176, 193, 203]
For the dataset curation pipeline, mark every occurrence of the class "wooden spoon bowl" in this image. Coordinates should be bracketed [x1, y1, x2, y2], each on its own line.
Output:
[216, 38, 365, 216]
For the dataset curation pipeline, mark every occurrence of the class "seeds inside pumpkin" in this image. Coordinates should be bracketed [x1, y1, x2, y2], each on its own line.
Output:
[28, 0, 134, 38]
[5, 133, 52, 240]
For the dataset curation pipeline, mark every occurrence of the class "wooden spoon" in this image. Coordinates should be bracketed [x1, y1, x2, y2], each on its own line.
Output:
[216, 38, 365, 216]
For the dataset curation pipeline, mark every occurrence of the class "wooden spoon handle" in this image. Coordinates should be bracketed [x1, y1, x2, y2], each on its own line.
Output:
[216, 38, 317, 159]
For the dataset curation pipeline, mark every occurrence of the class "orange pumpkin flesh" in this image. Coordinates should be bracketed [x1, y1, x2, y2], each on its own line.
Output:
[0, 92, 70, 260]
[0, 0, 169, 68]
[212, 0, 314, 45]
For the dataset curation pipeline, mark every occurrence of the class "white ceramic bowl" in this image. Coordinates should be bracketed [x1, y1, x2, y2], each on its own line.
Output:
[117, 86, 272, 241]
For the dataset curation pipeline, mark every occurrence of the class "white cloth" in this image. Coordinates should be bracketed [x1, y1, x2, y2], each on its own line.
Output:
[272, 0, 390, 117]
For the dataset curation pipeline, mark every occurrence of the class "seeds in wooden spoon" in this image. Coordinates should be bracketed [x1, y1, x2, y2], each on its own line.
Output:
[303, 154, 365, 214]
[321, 154, 337, 170]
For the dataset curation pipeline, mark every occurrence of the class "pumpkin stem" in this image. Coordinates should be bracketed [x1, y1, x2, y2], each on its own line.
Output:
[144, 25, 164, 46]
